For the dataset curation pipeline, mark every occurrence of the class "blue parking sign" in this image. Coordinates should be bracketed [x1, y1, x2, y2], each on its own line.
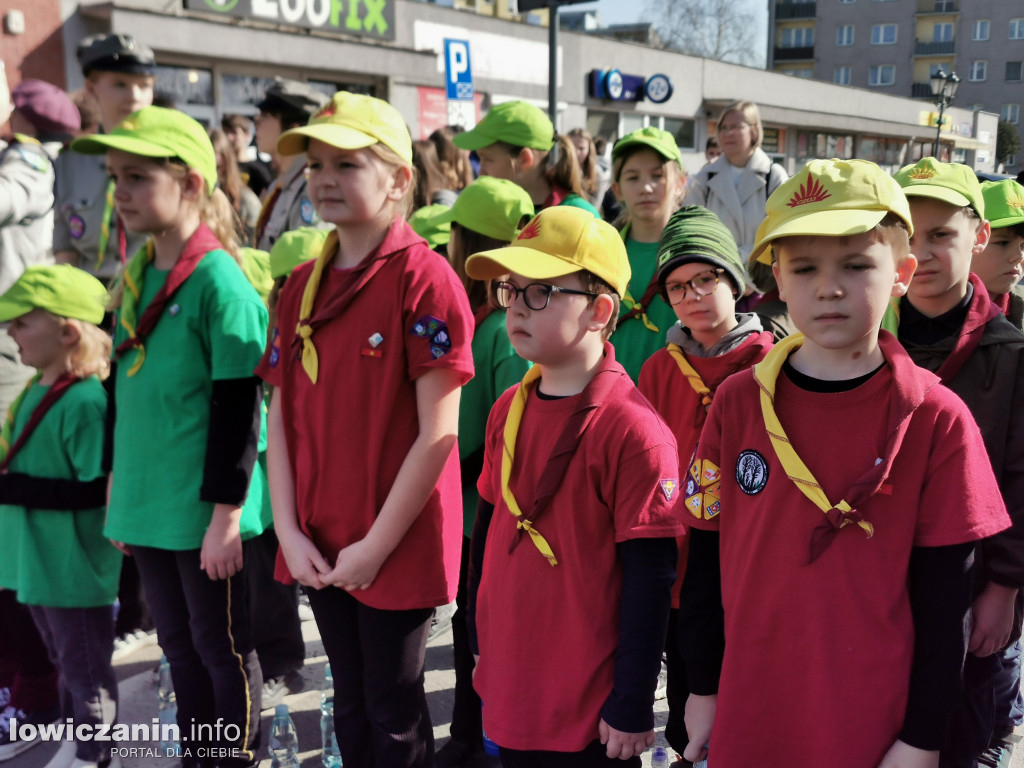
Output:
[444, 39, 474, 101]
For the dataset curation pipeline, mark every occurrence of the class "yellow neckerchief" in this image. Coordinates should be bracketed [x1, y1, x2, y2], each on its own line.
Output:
[501, 364, 559, 566]
[752, 333, 874, 540]
[295, 230, 339, 383]
[96, 179, 116, 272]
[667, 343, 712, 409]
[118, 240, 156, 376]
[618, 224, 660, 333]
[0, 374, 41, 463]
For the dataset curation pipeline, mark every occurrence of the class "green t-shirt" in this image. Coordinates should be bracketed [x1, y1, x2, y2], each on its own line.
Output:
[557, 193, 600, 218]
[610, 237, 678, 382]
[459, 309, 530, 536]
[0, 377, 122, 607]
[106, 250, 269, 550]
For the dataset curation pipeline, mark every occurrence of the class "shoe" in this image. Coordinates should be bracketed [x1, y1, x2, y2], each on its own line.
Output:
[435, 737, 482, 768]
[428, 601, 457, 642]
[260, 670, 305, 712]
[979, 727, 1017, 768]
[0, 703, 60, 761]
[297, 592, 314, 622]
[111, 629, 157, 662]
[654, 656, 668, 701]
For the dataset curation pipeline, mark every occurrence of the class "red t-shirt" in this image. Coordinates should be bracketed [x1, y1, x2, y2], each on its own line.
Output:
[257, 220, 474, 610]
[686, 354, 1010, 768]
[474, 347, 687, 752]
[638, 331, 773, 607]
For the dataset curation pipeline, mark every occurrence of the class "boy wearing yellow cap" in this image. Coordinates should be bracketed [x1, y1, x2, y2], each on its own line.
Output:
[680, 159, 1010, 768]
[259, 91, 474, 766]
[0, 265, 120, 768]
[976, 179, 1024, 330]
[894, 159, 1024, 768]
[465, 205, 685, 765]
[453, 101, 599, 217]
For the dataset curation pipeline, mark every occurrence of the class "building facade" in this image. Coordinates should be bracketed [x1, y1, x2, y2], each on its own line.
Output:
[769, 0, 1024, 173]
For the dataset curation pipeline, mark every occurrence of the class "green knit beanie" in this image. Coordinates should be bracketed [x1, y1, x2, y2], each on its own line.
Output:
[656, 206, 746, 295]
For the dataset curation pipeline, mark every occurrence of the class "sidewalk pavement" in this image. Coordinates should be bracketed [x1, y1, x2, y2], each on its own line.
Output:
[11, 618, 674, 768]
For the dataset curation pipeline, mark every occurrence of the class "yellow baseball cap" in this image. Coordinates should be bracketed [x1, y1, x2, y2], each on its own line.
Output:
[465, 206, 630, 296]
[276, 91, 413, 165]
[752, 158, 913, 265]
[893, 158, 985, 218]
[0, 265, 108, 325]
[72, 106, 219, 194]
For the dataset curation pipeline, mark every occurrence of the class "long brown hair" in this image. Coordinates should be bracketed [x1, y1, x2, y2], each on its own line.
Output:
[568, 128, 598, 199]
[430, 127, 475, 191]
[208, 128, 245, 216]
[447, 222, 507, 313]
[412, 139, 447, 211]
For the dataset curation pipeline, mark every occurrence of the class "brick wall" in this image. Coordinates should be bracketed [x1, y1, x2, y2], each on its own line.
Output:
[0, 0, 66, 91]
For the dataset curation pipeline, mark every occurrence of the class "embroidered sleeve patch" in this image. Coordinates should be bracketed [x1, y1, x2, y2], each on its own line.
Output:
[269, 327, 281, 368]
[685, 456, 722, 520]
[411, 315, 451, 359]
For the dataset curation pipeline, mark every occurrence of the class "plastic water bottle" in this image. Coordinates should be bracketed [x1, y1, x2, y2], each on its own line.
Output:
[270, 704, 301, 768]
[694, 759, 708, 768]
[156, 655, 180, 757]
[480, 703, 499, 757]
[650, 746, 670, 768]
[320, 664, 342, 767]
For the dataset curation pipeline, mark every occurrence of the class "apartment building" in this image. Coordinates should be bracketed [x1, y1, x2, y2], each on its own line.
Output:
[768, 0, 1024, 172]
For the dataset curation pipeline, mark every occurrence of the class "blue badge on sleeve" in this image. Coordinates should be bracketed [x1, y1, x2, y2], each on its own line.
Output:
[300, 198, 316, 224]
[411, 315, 451, 359]
[269, 327, 281, 368]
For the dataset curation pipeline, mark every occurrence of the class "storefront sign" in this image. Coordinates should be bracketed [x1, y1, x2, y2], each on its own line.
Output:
[184, 0, 395, 42]
[589, 69, 673, 103]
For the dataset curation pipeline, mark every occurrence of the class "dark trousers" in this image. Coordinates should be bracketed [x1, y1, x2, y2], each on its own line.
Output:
[994, 639, 1024, 732]
[114, 555, 152, 636]
[664, 607, 690, 756]
[499, 740, 642, 767]
[28, 605, 117, 762]
[449, 535, 482, 746]
[941, 652, 1003, 768]
[243, 528, 304, 680]
[307, 586, 434, 768]
[133, 546, 261, 768]
[0, 590, 58, 712]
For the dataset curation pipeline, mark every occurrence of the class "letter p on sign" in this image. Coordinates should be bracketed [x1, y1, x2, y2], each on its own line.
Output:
[444, 39, 474, 101]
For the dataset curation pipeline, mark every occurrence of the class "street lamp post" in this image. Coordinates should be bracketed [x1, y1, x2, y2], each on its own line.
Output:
[929, 68, 961, 158]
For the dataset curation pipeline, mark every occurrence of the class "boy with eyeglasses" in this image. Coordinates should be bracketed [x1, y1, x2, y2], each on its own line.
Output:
[464, 206, 686, 766]
[637, 206, 773, 762]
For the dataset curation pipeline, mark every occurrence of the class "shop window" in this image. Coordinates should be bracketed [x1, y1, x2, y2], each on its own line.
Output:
[155, 66, 214, 108]
[663, 117, 696, 150]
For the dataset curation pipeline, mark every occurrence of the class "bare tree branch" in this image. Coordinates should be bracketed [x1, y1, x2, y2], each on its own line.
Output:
[644, 0, 761, 67]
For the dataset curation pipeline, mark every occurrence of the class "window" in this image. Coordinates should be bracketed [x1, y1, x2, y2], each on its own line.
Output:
[1008, 62, 1023, 82]
[1008, 155, 1018, 167]
[781, 27, 815, 47]
[970, 60, 987, 81]
[837, 24, 854, 45]
[1012, 19, 1024, 39]
[869, 65, 895, 86]
[1003, 104, 1020, 125]
[974, 20, 990, 40]
[934, 0, 955, 10]
[834, 66, 851, 85]
[933, 23, 953, 42]
[871, 24, 898, 44]
[839, 0, 855, 3]
[663, 117, 696, 150]
[786, 68, 814, 78]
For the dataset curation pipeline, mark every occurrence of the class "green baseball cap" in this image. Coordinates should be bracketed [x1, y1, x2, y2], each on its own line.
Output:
[612, 127, 682, 167]
[72, 106, 219, 195]
[269, 227, 329, 279]
[409, 205, 452, 251]
[0, 265, 108, 325]
[432, 177, 534, 242]
[452, 102, 555, 152]
[893, 158, 985, 218]
[981, 179, 1024, 229]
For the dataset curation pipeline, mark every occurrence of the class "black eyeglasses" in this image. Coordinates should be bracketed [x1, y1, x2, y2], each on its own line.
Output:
[495, 280, 598, 311]
[663, 269, 724, 305]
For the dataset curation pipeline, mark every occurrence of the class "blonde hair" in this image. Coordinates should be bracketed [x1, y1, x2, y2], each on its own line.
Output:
[567, 128, 598, 200]
[718, 101, 763, 149]
[107, 158, 243, 310]
[367, 142, 417, 219]
[610, 147, 686, 230]
[66, 318, 112, 381]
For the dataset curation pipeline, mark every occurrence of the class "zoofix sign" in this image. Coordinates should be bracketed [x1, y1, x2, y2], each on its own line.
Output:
[185, 0, 395, 41]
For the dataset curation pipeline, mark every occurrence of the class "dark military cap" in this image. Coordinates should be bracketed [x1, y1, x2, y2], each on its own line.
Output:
[77, 34, 156, 76]
[256, 78, 329, 118]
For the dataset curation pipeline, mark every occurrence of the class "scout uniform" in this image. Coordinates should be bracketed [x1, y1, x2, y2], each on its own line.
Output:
[608, 127, 688, 382]
[0, 265, 120, 767]
[53, 34, 155, 282]
[254, 78, 331, 251]
[980, 179, 1024, 331]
